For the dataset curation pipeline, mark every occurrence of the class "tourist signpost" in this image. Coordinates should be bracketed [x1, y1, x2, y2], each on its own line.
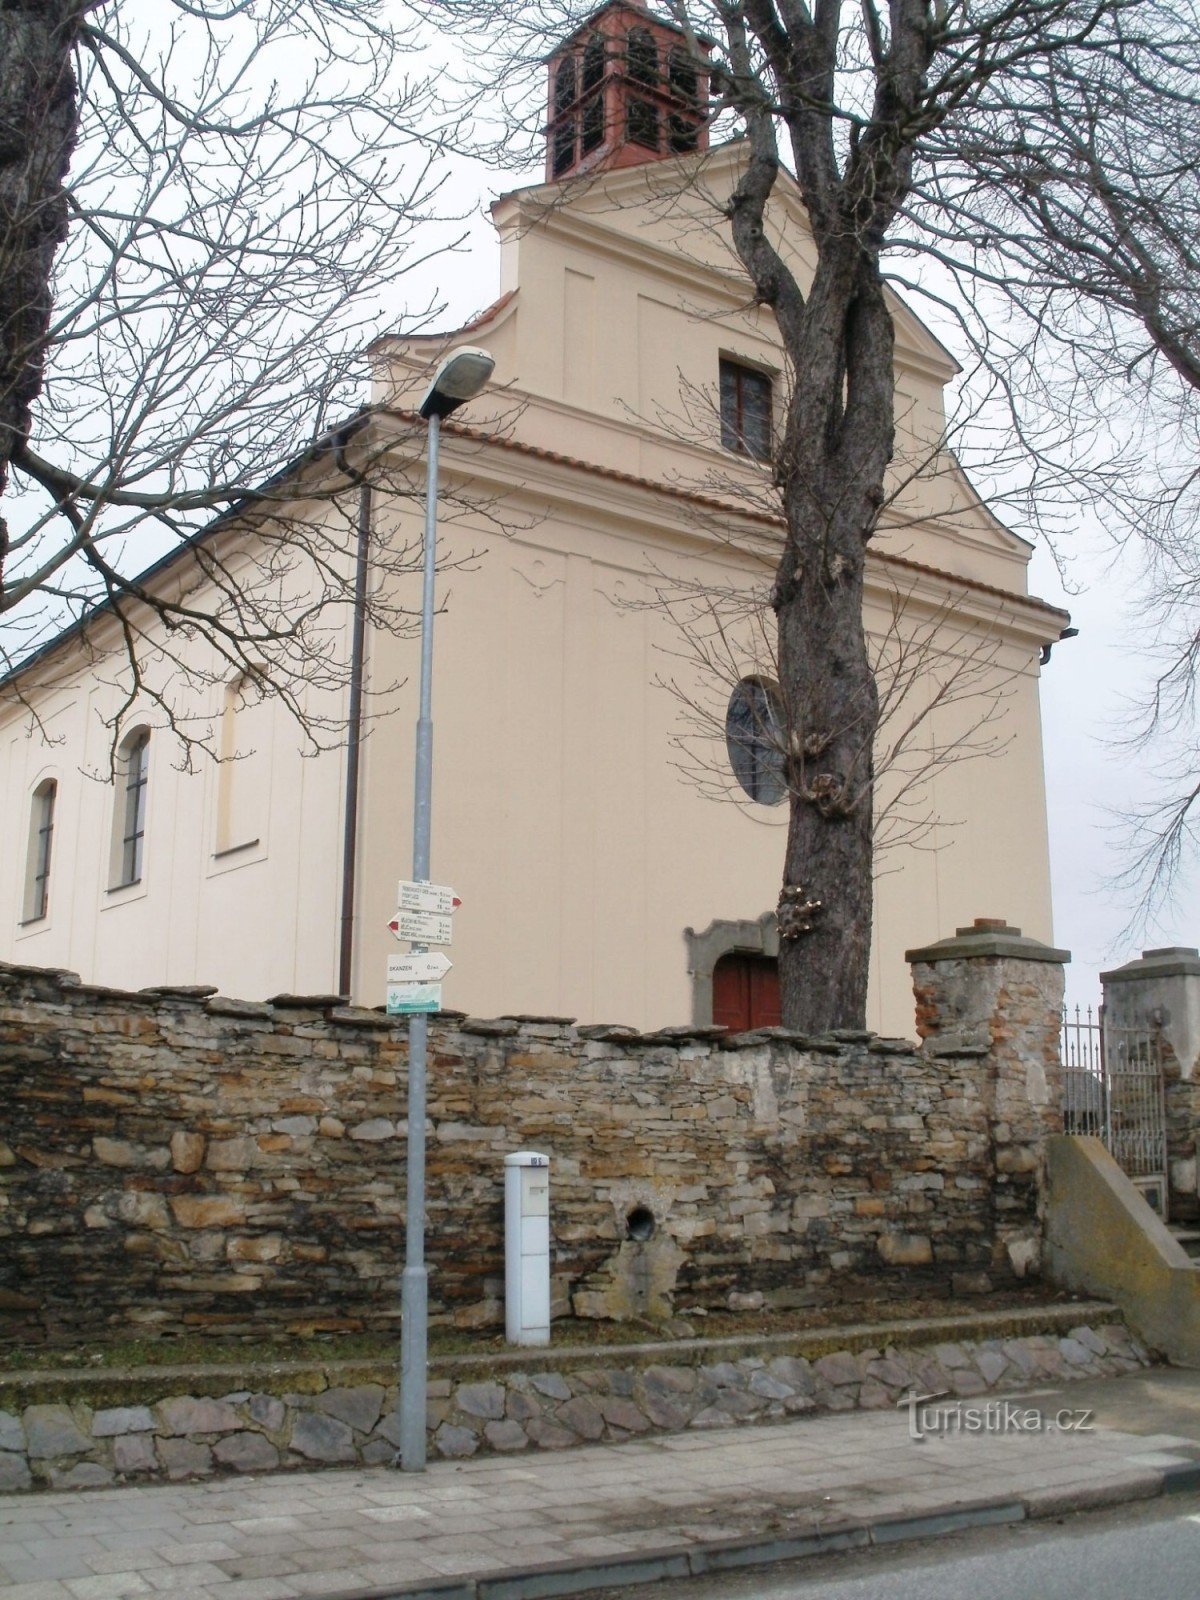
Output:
[387, 952, 453, 984]
[386, 892, 458, 1017]
[395, 880, 461, 917]
[387, 910, 454, 947]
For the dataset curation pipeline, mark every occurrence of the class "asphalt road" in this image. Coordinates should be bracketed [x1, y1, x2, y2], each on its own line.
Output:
[599, 1493, 1200, 1600]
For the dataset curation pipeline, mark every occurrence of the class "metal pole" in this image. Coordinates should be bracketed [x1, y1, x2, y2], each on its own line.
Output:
[337, 481, 373, 998]
[399, 411, 439, 1472]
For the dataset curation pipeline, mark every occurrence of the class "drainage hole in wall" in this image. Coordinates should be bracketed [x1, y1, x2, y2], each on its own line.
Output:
[626, 1206, 656, 1242]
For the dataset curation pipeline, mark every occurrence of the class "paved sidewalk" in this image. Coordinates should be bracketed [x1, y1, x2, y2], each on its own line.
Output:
[2, 1370, 1199, 1600]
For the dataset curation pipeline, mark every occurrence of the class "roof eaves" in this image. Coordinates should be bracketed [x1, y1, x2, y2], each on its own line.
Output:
[367, 290, 519, 355]
[383, 408, 1070, 628]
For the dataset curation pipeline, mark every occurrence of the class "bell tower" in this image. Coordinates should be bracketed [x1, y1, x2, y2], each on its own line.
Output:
[545, 1, 712, 182]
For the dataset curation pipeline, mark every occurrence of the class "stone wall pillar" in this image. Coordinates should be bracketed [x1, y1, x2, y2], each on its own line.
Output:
[907, 918, 1069, 1282]
[1102, 946, 1200, 1219]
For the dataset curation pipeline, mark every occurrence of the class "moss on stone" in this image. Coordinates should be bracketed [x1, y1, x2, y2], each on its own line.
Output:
[0, 1297, 1117, 1410]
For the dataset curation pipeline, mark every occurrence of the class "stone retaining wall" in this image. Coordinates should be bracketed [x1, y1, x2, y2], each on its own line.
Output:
[0, 1316, 1150, 1492]
[0, 940, 1064, 1344]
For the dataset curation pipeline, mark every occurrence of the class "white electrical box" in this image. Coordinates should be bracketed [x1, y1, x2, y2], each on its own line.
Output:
[504, 1150, 550, 1346]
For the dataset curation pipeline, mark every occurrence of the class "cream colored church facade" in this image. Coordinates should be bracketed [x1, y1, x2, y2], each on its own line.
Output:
[0, 117, 1069, 1037]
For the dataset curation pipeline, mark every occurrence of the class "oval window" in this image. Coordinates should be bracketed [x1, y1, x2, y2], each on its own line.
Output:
[725, 678, 787, 805]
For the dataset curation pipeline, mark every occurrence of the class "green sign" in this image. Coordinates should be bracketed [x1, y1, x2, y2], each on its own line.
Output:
[387, 981, 442, 1015]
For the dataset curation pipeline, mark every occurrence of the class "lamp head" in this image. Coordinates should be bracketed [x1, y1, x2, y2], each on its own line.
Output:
[418, 345, 496, 420]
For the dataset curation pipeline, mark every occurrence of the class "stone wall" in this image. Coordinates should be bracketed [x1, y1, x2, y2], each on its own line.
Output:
[1102, 947, 1200, 1219]
[0, 1312, 1150, 1491]
[909, 920, 1067, 1282]
[0, 940, 1065, 1346]
[1162, 1057, 1200, 1223]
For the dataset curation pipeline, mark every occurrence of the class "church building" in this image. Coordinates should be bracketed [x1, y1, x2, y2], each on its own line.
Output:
[0, 2, 1069, 1037]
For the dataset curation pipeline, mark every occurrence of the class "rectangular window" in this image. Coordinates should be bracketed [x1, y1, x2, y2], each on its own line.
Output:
[669, 113, 699, 153]
[553, 116, 577, 177]
[581, 92, 604, 154]
[626, 98, 659, 150]
[720, 358, 773, 460]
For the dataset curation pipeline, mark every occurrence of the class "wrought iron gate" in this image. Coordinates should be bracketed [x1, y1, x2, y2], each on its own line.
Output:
[1062, 1005, 1169, 1217]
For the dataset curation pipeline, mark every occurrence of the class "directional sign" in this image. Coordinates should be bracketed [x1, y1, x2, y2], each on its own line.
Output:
[396, 881, 461, 916]
[388, 910, 454, 946]
[387, 952, 453, 984]
[387, 982, 442, 1015]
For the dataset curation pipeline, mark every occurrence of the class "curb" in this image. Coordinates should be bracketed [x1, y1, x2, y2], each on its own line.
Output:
[1161, 1460, 1200, 1495]
[1023, 1468, 1162, 1519]
[316, 1479, 1175, 1600]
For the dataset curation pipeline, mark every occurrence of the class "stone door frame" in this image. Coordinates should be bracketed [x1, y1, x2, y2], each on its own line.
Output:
[684, 911, 779, 1027]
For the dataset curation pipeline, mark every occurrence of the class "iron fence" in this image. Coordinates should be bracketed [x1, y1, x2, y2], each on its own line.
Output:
[1104, 1029, 1168, 1185]
[1060, 1005, 1168, 1215]
[1062, 1004, 1105, 1138]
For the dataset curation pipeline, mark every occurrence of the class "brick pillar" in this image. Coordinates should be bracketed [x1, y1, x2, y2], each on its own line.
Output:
[1102, 946, 1200, 1220]
[907, 918, 1069, 1282]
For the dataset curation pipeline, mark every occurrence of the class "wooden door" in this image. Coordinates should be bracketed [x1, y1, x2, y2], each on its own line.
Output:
[711, 953, 782, 1031]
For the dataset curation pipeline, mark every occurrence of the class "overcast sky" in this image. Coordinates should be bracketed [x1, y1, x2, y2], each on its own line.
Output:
[1032, 542, 1196, 1012]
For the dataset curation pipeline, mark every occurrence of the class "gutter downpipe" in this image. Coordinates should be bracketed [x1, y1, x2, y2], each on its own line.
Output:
[338, 478, 372, 998]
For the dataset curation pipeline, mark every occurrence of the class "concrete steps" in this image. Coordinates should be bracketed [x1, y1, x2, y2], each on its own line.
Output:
[1168, 1226, 1200, 1264]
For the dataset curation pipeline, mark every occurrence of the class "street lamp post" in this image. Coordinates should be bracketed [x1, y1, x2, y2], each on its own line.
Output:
[399, 345, 495, 1473]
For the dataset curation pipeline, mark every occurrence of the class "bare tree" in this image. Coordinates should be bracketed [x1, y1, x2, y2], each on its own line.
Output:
[644, 558, 1017, 851]
[440, 0, 1200, 1029]
[909, 6, 1200, 399]
[0, 0, 456, 758]
[615, 376, 1024, 869]
[894, 2, 1200, 920]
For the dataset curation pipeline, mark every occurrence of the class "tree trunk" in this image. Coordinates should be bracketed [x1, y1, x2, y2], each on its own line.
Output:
[0, 1, 83, 584]
[774, 256, 895, 1032]
[775, 523, 878, 1031]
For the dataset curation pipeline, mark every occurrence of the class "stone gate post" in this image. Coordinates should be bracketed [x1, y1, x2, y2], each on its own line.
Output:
[907, 918, 1069, 1282]
[1102, 946, 1200, 1220]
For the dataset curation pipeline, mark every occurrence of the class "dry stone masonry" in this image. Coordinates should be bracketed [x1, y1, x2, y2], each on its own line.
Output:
[0, 1316, 1150, 1490]
[0, 924, 1069, 1345]
[909, 920, 1068, 1284]
[1101, 946, 1200, 1220]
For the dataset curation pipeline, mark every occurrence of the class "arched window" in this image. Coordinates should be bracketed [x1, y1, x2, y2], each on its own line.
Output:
[216, 671, 269, 856]
[554, 54, 577, 114]
[668, 47, 700, 152]
[627, 26, 658, 85]
[725, 678, 787, 805]
[582, 33, 605, 93]
[579, 35, 605, 158]
[552, 56, 579, 176]
[112, 728, 150, 887]
[23, 779, 56, 921]
[668, 46, 698, 105]
[626, 27, 659, 150]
